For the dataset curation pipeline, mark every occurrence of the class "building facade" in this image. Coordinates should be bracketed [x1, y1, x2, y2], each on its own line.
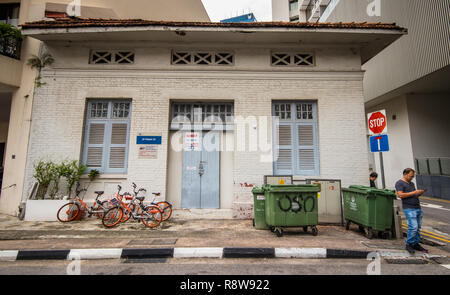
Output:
[0, 0, 210, 216]
[20, 19, 406, 217]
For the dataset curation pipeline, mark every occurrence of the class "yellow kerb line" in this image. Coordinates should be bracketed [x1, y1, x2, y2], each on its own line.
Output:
[401, 223, 450, 239]
[401, 225, 450, 243]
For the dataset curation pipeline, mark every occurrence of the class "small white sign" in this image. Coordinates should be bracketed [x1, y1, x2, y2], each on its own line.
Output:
[184, 132, 201, 151]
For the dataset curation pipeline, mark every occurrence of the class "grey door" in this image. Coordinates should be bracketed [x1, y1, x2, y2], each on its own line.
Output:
[181, 132, 220, 209]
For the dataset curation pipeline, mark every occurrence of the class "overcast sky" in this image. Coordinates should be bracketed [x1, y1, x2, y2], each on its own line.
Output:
[201, 0, 272, 22]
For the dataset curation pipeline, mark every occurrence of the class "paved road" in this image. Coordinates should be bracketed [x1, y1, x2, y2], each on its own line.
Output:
[0, 258, 449, 276]
[395, 197, 450, 253]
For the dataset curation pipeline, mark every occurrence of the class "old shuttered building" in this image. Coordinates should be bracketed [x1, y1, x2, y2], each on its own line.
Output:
[21, 19, 406, 218]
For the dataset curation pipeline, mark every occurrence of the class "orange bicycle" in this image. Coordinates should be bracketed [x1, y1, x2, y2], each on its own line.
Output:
[131, 182, 173, 221]
[57, 184, 112, 223]
[106, 185, 163, 228]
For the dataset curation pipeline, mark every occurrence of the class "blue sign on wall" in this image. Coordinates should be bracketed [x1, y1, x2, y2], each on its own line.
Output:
[370, 134, 389, 152]
[137, 136, 162, 145]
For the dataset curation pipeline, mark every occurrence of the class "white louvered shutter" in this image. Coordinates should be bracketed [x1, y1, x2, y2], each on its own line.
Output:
[86, 123, 105, 168]
[297, 124, 316, 174]
[275, 124, 293, 173]
[108, 123, 128, 170]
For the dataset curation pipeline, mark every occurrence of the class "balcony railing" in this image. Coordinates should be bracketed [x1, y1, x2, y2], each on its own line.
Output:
[0, 35, 22, 60]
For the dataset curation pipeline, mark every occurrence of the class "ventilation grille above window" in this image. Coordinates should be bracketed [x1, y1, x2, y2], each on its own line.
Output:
[90, 50, 135, 64]
[271, 52, 315, 67]
[172, 51, 234, 66]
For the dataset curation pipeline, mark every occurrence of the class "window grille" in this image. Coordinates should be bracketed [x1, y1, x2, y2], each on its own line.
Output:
[90, 50, 135, 64]
[172, 50, 234, 66]
[271, 52, 315, 67]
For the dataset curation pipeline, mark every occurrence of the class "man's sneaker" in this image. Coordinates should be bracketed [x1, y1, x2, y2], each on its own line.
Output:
[413, 243, 429, 253]
[405, 244, 415, 254]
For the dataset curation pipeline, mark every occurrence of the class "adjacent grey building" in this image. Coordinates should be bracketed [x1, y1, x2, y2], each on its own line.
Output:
[272, 0, 450, 193]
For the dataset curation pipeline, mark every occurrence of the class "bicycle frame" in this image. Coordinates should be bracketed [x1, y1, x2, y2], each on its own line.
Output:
[69, 188, 110, 218]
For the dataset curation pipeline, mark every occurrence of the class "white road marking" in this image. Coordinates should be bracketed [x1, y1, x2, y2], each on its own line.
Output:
[173, 248, 223, 258]
[275, 248, 327, 258]
[441, 265, 450, 270]
[420, 203, 450, 211]
[0, 250, 18, 261]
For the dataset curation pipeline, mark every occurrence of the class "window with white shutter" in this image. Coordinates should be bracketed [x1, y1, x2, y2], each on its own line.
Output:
[273, 101, 319, 176]
[82, 100, 131, 174]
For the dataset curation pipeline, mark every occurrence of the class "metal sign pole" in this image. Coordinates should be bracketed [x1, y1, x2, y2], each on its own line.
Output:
[379, 152, 386, 189]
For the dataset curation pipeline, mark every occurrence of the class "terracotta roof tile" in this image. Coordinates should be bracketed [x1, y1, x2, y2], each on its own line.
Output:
[21, 17, 407, 32]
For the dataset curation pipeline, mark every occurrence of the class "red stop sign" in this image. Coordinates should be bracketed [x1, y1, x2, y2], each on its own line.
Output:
[368, 111, 387, 134]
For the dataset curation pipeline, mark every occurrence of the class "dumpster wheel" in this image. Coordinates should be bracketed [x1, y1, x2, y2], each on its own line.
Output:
[311, 226, 319, 236]
[303, 226, 308, 233]
[275, 227, 284, 237]
[365, 227, 374, 239]
[345, 219, 351, 230]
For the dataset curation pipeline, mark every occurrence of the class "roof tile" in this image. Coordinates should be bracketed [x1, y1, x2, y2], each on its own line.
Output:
[21, 17, 407, 32]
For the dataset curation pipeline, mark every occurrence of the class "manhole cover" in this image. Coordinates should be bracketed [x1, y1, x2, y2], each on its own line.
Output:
[385, 258, 428, 265]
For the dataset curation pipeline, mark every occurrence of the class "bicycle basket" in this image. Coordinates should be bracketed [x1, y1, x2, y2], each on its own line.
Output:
[109, 197, 120, 206]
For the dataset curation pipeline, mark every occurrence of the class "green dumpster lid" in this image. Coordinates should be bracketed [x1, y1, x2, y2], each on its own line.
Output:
[265, 184, 320, 193]
[251, 187, 265, 194]
[343, 185, 396, 197]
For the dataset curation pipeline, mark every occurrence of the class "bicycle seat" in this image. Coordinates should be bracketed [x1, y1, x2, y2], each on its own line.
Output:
[125, 196, 133, 201]
[152, 192, 161, 196]
[95, 191, 104, 195]
[136, 196, 145, 201]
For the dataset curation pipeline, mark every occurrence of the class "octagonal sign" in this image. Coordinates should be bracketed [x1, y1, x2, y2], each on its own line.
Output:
[367, 110, 388, 135]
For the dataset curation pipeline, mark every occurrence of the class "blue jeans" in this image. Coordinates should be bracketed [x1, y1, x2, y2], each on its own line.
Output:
[403, 208, 423, 245]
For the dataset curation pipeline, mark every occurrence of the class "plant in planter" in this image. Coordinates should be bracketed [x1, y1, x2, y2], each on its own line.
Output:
[32, 160, 56, 200]
[0, 23, 23, 60]
[47, 162, 67, 199]
[60, 160, 87, 197]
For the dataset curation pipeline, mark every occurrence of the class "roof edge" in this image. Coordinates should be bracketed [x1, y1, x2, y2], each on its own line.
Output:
[20, 17, 408, 33]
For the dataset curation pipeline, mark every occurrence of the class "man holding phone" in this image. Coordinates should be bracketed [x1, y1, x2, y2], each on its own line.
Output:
[395, 168, 429, 254]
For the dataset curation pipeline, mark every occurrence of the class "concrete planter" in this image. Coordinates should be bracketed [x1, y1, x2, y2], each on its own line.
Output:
[24, 200, 69, 221]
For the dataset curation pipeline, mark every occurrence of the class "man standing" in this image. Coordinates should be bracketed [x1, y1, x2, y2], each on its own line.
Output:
[369, 172, 378, 188]
[395, 168, 428, 254]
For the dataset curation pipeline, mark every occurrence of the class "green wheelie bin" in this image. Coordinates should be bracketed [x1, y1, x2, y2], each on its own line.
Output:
[342, 185, 397, 239]
[252, 186, 270, 230]
[264, 184, 320, 237]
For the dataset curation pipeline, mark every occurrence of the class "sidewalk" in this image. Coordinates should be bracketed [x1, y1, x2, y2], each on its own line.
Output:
[0, 212, 448, 259]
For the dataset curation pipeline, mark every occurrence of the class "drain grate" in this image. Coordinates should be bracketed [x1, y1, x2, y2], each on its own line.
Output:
[385, 258, 428, 265]
[127, 238, 177, 246]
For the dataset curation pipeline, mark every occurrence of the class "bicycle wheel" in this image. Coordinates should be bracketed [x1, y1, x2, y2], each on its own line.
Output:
[156, 201, 173, 221]
[141, 205, 163, 228]
[95, 201, 111, 219]
[120, 205, 132, 223]
[102, 207, 123, 228]
[57, 203, 80, 223]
